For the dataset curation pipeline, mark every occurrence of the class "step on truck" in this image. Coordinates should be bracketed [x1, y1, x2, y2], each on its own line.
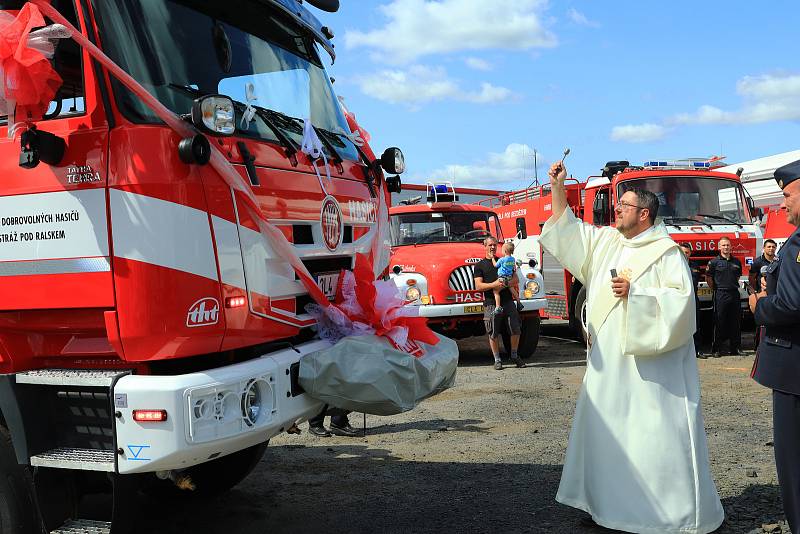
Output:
[484, 159, 764, 338]
[389, 183, 547, 358]
[0, 0, 406, 532]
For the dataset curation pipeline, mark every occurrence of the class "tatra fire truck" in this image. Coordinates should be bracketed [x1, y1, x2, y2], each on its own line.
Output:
[485, 159, 764, 337]
[0, 1, 405, 532]
[389, 183, 547, 358]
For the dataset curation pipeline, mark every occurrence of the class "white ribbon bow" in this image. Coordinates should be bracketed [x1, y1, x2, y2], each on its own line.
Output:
[240, 82, 257, 129]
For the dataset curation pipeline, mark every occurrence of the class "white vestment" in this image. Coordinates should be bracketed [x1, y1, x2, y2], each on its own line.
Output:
[539, 209, 724, 534]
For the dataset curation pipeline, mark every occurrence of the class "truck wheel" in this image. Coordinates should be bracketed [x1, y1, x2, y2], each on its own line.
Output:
[570, 286, 588, 342]
[142, 441, 268, 498]
[0, 426, 37, 534]
[518, 316, 541, 358]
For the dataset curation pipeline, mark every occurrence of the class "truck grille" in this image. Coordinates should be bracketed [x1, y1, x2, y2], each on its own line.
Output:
[449, 265, 476, 291]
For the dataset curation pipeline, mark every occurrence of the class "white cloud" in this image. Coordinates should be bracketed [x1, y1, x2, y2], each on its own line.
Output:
[465, 57, 492, 71]
[670, 74, 800, 125]
[614, 73, 800, 141]
[355, 65, 515, 107]
[422, 143, 543, 190]
[610, 123, 668, 143]
[567, 8, 599, 27]
[345, 0, 557, 64]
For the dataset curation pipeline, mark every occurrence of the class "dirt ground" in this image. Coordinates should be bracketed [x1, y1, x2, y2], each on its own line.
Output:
[137, 322, 789, 534]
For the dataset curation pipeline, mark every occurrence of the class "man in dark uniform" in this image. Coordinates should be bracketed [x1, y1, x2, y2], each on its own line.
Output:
[706, 236, 743, 356]
[749, 159, 800, 534]
[474, 236, 526, 370]
[749, 239, 778, 348]
[681, 243, 706, 358]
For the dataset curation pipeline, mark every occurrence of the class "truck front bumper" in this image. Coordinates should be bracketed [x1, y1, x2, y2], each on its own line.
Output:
[114, 340, 327, 474]
[415, 298, 547, 318]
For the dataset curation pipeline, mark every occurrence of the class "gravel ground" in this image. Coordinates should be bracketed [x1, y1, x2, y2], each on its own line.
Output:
[136, 323, 790, 534]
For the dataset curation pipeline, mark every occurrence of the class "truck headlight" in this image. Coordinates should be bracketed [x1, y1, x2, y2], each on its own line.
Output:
[405, 286, 421, 301]
[525, 280, 539, 294]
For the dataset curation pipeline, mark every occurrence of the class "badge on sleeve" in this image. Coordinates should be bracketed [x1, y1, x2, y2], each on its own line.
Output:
[796, 250, 800, 263]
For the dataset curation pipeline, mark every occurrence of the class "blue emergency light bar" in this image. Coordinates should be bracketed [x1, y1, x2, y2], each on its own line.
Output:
[643, 160, 715, 170]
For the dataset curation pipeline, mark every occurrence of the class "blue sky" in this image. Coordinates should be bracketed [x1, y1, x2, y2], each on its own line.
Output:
[315, 1, 799, 191]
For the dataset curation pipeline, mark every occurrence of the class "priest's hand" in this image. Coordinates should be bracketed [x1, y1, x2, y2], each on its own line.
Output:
[548, 162, 567, 189]
[611, 276, 629, 299]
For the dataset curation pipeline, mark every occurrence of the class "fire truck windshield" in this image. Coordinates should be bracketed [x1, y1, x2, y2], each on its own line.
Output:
[617, 177, 750, 225]
[390, 212, 501, 246]
[92, 0, 359, 161]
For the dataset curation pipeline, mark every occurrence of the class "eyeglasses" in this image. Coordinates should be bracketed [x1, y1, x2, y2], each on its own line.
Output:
[615, 201, 644, 211]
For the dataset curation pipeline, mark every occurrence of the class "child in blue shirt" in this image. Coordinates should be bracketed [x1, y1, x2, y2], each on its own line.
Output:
[492, 241, 521, 315]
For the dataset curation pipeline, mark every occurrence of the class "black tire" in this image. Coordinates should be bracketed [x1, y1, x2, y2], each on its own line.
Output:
[142, 441, 268, 498]
[0, 426, 38, 534]
[570, 286, 588, 342]
[518, 316, 541, 358]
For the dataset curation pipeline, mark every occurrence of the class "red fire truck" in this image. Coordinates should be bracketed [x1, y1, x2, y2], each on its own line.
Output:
[389, 183, 547, 358]
[485, 159, 764, 337]
[0, 0, 405, 531]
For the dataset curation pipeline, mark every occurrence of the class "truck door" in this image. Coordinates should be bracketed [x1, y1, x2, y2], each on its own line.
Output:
[0, 1, 113, 314]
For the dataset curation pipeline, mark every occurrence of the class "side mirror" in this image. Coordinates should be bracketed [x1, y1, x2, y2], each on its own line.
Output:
[378, 147, 405, 174]
[592, 191, 610, 225]
[747, 197, 763, 222]
[516, 218, 527, 240]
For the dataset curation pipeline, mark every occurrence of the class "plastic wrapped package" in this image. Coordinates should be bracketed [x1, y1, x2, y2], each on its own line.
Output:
[298, 333, 458, 416]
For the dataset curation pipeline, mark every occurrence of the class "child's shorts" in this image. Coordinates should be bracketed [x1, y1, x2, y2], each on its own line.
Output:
[499, 275, 513, 287]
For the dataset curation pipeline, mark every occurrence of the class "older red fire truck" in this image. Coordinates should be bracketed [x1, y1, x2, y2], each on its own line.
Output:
[389, 183, 546, 358]
[0, 0, 405, 532]
[485, 159, 764, 337]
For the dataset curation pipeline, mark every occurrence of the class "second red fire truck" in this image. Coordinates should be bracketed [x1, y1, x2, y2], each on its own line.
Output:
[389, 183, 547, 358]
[485, 159, 764, 337]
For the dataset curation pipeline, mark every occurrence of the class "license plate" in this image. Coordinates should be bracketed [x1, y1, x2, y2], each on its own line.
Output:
[464, 305, 484, 313]
[697, 287, 712, 297]
[316, 272, 339, 300]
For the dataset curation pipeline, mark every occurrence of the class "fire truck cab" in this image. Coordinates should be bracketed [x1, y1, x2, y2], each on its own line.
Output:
[389, 183, 547, 358]
[0, 0, 404, 531]
[488, 159, 763, 337]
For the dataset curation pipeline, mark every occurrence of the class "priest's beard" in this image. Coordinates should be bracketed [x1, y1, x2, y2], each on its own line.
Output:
[616, 217, 634, 238]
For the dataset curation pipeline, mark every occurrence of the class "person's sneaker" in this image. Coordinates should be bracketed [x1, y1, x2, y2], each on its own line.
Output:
[516, 301, 524, 312]
[493, 360, 503, 370]
[730, 348, 744, 356]
[511, 357, 527, 368]
[308, 424, 331, 437]
[491, 306, 503, 316]
[696, 352, 708, 359]
[329, 423, 360, 437]
[711, 352, 721, 358]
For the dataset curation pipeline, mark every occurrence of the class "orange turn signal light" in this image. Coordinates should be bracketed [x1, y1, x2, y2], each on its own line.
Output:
[133, 409, 168, 422]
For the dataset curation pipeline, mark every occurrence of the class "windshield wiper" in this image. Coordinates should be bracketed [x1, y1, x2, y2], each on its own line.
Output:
[663, 217, 712, 229]
[250, 107, 298, 159]
[313, 127, 344, 166]
[697, 213, 744, 229]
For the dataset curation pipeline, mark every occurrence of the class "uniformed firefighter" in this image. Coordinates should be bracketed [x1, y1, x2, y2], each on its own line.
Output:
[706, 236, 743, 356]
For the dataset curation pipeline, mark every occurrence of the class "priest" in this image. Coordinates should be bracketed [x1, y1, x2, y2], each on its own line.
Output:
[539, 161, 724, 533]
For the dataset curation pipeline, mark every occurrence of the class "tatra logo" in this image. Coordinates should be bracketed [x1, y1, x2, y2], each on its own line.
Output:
[321, 196, 343, 251]
[66, 164, 102, 184]
[465, 258, 481, 264]
[186, 298, 219, 328]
